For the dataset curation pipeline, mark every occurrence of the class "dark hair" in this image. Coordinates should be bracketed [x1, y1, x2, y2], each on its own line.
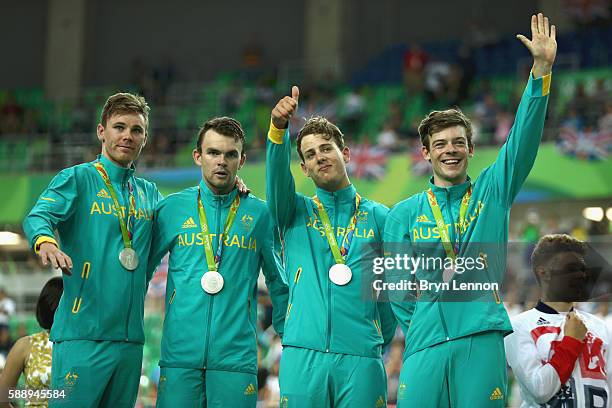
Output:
[100, 93, 150, 129]
[531, 234, 587, 284]
[36, 277, 63, 330]
[196, 116, 246, 153]
[418, 108, 473, 149]
[296, 116, 345, 161]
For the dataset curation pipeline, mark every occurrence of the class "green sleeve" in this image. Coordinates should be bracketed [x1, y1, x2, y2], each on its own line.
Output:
[265, 124, 297, 231]
[373, 204, 397, 349]
[23, 168, 78, 250]
[383, 210, 417, 327]
[146, 199, 174, 285]
[486, 73, 551, 207]
[260, 211, 289, 338]
[378, 302, 398, 350]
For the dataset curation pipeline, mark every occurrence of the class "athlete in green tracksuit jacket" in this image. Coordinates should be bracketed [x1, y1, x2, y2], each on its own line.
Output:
[148, 117, 289, 408]
[383, 13, 557, 407]
[267, 87, 397, 408]
[22, 93, 161, 408]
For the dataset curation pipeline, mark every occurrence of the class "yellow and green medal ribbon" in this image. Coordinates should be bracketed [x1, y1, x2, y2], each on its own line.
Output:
[312, 193, 362, 265]
[425, 185, 472, 261]
[196, 188, 241, 272]
[93, 162, 136, 250]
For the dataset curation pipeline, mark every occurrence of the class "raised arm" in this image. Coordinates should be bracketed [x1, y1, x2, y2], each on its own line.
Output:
[266, 86, 300, 230]
[488, 13, 557, 206]
[22, 168, 77, 275]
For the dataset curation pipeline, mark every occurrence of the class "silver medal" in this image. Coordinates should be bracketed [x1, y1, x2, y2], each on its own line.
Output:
[119, 248, 139, 271]
[201, 271, 224, 294]
[329, 264, 352, 286]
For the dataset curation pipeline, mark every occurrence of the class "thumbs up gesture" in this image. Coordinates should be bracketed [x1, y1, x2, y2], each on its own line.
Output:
[271, 86, 300, 129]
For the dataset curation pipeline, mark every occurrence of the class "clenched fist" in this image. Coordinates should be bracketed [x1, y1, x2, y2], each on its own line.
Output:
[564, 311, 587, 341]
[271, 86, 300, 129]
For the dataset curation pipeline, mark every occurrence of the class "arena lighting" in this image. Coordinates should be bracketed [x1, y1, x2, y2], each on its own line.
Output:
[583, 207, 605, 222]
[607, 208, 612, 221]
[0, 231, 21, 246]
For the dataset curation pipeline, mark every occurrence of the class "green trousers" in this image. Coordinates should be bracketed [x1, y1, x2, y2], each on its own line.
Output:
[279, 346, 387, 408]
[397, 330, 507, 407]
[156, 367, 258, 408]
[49, 340, 143, 408]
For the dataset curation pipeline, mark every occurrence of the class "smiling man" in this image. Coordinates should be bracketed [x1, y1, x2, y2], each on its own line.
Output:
[384, 13, 557, 407]
[266, 88, 397, 407]
[23, 93, 162, 408]
[147, 117, 288, 408]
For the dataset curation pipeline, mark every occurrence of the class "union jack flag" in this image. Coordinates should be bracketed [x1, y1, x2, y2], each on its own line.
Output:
[346, 143, 388, 180]
[557, 125, 612, 161]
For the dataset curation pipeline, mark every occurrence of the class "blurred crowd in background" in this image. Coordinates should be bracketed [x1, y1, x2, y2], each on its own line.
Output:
[0, 21, 610, 174]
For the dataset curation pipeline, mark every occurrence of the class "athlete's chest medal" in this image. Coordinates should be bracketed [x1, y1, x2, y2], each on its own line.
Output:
[119, 248, 139, 271]
[329, 263, 352, 285]
[201, 271, 224, 294]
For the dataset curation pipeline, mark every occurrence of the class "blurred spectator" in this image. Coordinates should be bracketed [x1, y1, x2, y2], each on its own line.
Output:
[339, 88, 365, 137]
[599, 101, 612, 133]
[377, 124, 399, 151]
[0, 289, 15, 329]
[568, 82, 592, 125]
[0, 93, 24, 136]
[403, 43, 428, 93]
[424, 61, 452, 103]
[454, 44, 476, 105]
[474, 93, 500, 143]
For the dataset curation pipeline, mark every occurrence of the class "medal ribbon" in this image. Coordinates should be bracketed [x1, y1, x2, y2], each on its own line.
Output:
[197, 188, 241, 272]
[93, 162, 136, 249]
[312, 193, 361, 265]
[426, 185, 472, 261]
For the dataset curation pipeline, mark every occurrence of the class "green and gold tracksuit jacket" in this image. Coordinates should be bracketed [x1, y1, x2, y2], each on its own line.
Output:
[23, 154, 162, 344]
[266, 124, 397, 358]
[384, 73, 552, 358]
[147, 181, 289, 374]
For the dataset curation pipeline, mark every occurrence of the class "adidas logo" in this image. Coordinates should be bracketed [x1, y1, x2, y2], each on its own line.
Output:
[244, 383, 256, 395]
[182, 217, 198, 229]
[375, 395, 385, 408]
[416, 214, 431, 223]
[537, 317, 550, 325]
[97, 189, 110, 199]
[490, 387, 503, 400]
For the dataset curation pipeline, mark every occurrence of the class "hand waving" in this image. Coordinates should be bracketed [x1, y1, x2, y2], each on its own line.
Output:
[516, 13, 557, 78]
